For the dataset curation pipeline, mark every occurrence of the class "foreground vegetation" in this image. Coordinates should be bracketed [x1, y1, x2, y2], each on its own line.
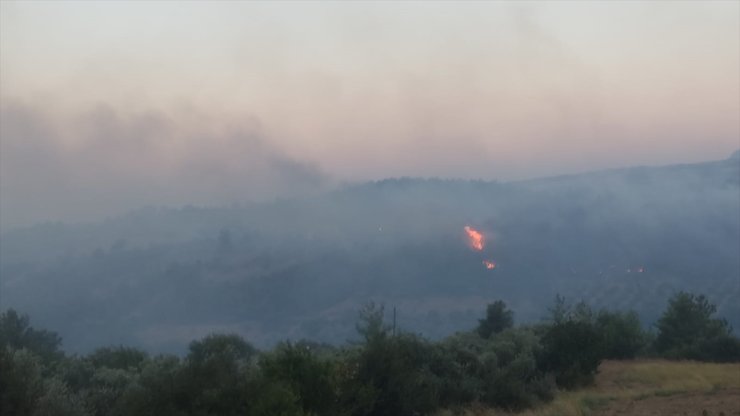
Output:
[1, 292, 739, 416]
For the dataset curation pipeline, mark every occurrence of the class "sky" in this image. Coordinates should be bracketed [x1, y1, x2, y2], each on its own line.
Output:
[1, 1, 739, 227]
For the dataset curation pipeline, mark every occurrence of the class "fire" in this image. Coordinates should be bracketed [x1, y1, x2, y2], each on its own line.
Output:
[464, 226, 485, 251]
[463, 226, 496, 270]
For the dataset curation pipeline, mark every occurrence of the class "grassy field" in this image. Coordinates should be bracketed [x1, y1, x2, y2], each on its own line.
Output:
[441, 360, 740, 416]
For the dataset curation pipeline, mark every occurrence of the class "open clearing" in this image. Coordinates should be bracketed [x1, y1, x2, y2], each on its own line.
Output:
[447, 360, 740, 416]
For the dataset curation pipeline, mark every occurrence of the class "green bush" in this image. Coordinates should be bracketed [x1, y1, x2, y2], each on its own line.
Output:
[84, 366, 138, 416]
[32, 377, 90, 416]
[482, 328, 554, 409]
[248, 381, 306, 416]
[181, 333, 257, 416]
[56, 356, 96, 393]
[339, 303, 440, 416]
[259, 341, 338, 415]
[88, 346, 148, 371]
[4, 295, 738, 416]
[654, 292, 740, 362]
[0, 347, 45, 416]
[696, 334, 740, 362]
[112, 355, 184, 416]
[538, 298, 603, 389]
[430, 332, 486, 407]
[596, 310, 647, 359]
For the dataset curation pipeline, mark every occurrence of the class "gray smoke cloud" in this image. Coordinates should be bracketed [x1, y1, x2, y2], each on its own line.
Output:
[0, 100, 330, 228]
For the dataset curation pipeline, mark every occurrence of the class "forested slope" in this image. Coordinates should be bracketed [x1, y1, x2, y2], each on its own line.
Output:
[1, 155, 738, 353]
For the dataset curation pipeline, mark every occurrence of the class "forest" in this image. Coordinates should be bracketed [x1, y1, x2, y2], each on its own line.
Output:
[2, 155, 738, 354]
[2, 291, 739, 416]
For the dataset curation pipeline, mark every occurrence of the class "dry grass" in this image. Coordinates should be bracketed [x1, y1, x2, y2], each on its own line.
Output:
[438, 360, 740, 416]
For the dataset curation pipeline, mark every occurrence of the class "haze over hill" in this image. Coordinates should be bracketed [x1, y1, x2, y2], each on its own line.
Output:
[2, 2, 739, 228]
[1, 153, 737, 353]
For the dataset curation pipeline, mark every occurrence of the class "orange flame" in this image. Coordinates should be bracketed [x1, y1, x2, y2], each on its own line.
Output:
[483, 260, 496, 269]
[464, 226, 484, 251]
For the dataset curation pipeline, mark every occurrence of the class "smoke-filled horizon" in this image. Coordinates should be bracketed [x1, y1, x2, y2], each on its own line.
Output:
[1, 1, 739, 227]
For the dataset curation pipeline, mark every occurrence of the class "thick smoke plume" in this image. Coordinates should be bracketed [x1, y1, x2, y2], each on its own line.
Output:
[0, 101, 330, 227]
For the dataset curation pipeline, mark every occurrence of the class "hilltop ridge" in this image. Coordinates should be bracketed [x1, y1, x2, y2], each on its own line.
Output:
[1, 156, 738, 353]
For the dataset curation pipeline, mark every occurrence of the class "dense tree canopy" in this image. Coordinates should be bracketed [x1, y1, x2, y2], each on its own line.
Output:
[1, 293, 738, 416]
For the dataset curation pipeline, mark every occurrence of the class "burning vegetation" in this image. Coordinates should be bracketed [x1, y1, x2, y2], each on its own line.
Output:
[464, 226, 485, 251]
[464, 225, 496, 270]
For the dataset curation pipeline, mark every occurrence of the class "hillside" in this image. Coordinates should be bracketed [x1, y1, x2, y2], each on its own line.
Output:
[1, 155, 738, 353]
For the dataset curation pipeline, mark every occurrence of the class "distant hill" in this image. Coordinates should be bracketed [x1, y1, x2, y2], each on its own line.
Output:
[1, 156, 738, 353]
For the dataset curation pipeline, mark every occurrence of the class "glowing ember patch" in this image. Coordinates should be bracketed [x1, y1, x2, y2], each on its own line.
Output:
[483, 260, 496, 269]
[464, 226, 485, 251]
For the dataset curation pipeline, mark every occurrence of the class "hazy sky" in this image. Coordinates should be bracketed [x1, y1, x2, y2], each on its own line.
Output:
[1, 1, 738, 227]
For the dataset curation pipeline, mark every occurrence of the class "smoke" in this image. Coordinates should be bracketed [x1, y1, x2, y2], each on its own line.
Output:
[0, 100, 330, 228]
[1, 2, 737, 226]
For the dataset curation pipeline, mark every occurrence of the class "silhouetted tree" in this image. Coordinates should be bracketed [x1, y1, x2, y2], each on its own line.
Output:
[477, 301, 514, 339]
[0, 309, 63, 363]
[355, 302, 389, 343]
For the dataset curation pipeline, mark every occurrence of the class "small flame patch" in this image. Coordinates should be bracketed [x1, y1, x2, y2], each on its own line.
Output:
[464, 226, 485, 251]
[483, 260, 496, 270]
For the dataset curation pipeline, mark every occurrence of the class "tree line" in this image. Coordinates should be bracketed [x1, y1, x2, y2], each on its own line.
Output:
[1, 291, 739, 416]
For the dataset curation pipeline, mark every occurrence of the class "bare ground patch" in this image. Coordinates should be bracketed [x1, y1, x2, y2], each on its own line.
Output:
[593, 388, 740, 416]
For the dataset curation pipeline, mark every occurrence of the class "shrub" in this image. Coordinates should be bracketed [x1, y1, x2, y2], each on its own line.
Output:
[88, 346, 148, 371]
[339, 303, 440, 416]
[538, 297, 603, 389]
[654, 292, 740, 362]
[481, 328, 554, 409]
[259, 341, 338, 415]
[430, 332, 485, 407]
[0, 347, 45, 416]
[112, 355, 183, 416]
[596, 310, 647, 359]
[696, 334, 740, 362]
[181, 333, 257, 415]
[248, 381, 306, 416]
[32, 378, 90, 416]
